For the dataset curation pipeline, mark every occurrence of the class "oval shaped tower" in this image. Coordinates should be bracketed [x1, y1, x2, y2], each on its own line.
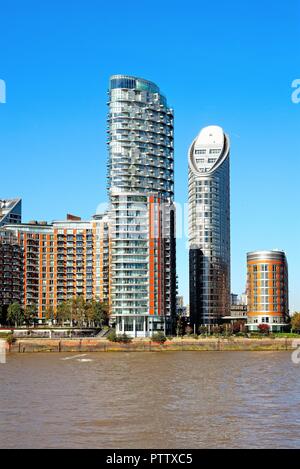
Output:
[188, 125, 230, 327]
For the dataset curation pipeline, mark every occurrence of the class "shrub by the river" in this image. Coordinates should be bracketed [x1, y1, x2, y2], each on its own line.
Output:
[291, 313, 300, 334]
[116, 333, 132, 343]
[0, 332, 15, 344]
[258, 324, 270, 335]
[6, 333, 15, 345]
[151, 332, 167, 344]
[189, 334, 199, 339]
[107, 330, 132, 343]
[107, 329, 118, 342]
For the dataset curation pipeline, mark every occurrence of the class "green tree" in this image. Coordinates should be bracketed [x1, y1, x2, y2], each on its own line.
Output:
[84, 300, 94, 327]
[55, 297, 109, 328]
[176, 315, 187, 336]
[7, 302, 24, 327]
[291, 312, 300, 333]
[71, 296, 86, 326]
[24, 304, 37, 326]
[84, 299, 109, 327]
[93, 300, 109, 327]
[56, 301, 71, 325]
[45, 305, 55, 323]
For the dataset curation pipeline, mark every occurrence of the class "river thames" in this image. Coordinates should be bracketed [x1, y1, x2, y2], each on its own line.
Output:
[0, 351, 300, 449]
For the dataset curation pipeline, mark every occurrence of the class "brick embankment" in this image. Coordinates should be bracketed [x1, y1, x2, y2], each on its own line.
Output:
[8, 337, 296, 353]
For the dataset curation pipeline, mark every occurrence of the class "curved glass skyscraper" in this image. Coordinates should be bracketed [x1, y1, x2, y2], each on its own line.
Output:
[107, 75, 176, 337]
[188, 125, 230, 327]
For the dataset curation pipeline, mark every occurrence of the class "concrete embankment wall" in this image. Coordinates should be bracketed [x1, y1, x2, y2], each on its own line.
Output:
[9, 337, 296, 353]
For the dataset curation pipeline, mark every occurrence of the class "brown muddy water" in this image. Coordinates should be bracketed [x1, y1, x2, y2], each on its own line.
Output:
[0, 351, 300, 448]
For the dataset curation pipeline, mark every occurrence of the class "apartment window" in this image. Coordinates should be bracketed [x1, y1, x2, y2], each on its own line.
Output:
[136, 317, 144, 331]
[124, 317, 134, 332]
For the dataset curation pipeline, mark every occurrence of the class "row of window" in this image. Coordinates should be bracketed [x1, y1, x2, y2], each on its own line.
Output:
[194, 149, 220, 155]
[250, 264, 284, 272]
[196, 158, 217, 164]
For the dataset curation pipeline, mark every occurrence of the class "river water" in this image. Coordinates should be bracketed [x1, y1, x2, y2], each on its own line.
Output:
[0, 351, 300, 449]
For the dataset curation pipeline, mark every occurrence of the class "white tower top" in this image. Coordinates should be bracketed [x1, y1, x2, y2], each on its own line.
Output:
[189, 125, 230, 176]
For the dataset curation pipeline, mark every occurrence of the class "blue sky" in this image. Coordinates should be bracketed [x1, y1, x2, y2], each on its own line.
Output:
[0, 0, 299, 310]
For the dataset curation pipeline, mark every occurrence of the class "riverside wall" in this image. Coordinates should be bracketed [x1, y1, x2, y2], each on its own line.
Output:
[8, 337, 297, 353]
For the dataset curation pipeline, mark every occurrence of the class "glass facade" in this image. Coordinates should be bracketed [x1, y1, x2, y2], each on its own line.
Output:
[0, 199, 22, 227]
[107, 75, 173, 196]
[188, 125, 230, 326]
[107, 75, 176, 337]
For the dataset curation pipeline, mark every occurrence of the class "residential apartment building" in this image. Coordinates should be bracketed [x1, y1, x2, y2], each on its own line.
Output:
[0, 215, 110, 319]
[188, 125, 231, 328]
[107, 75, 176, 336]
[246, 250, 289, 332]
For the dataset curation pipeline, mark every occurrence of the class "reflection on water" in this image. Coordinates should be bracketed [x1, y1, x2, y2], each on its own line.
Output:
[0, 351, 300, 449]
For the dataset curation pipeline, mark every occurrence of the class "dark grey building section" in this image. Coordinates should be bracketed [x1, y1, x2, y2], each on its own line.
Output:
[0, 199, 22, 226]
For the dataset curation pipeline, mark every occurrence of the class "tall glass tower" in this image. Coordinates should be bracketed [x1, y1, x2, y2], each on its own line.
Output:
[107, 75, 176, 337]
[188, 125, 230, 328]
